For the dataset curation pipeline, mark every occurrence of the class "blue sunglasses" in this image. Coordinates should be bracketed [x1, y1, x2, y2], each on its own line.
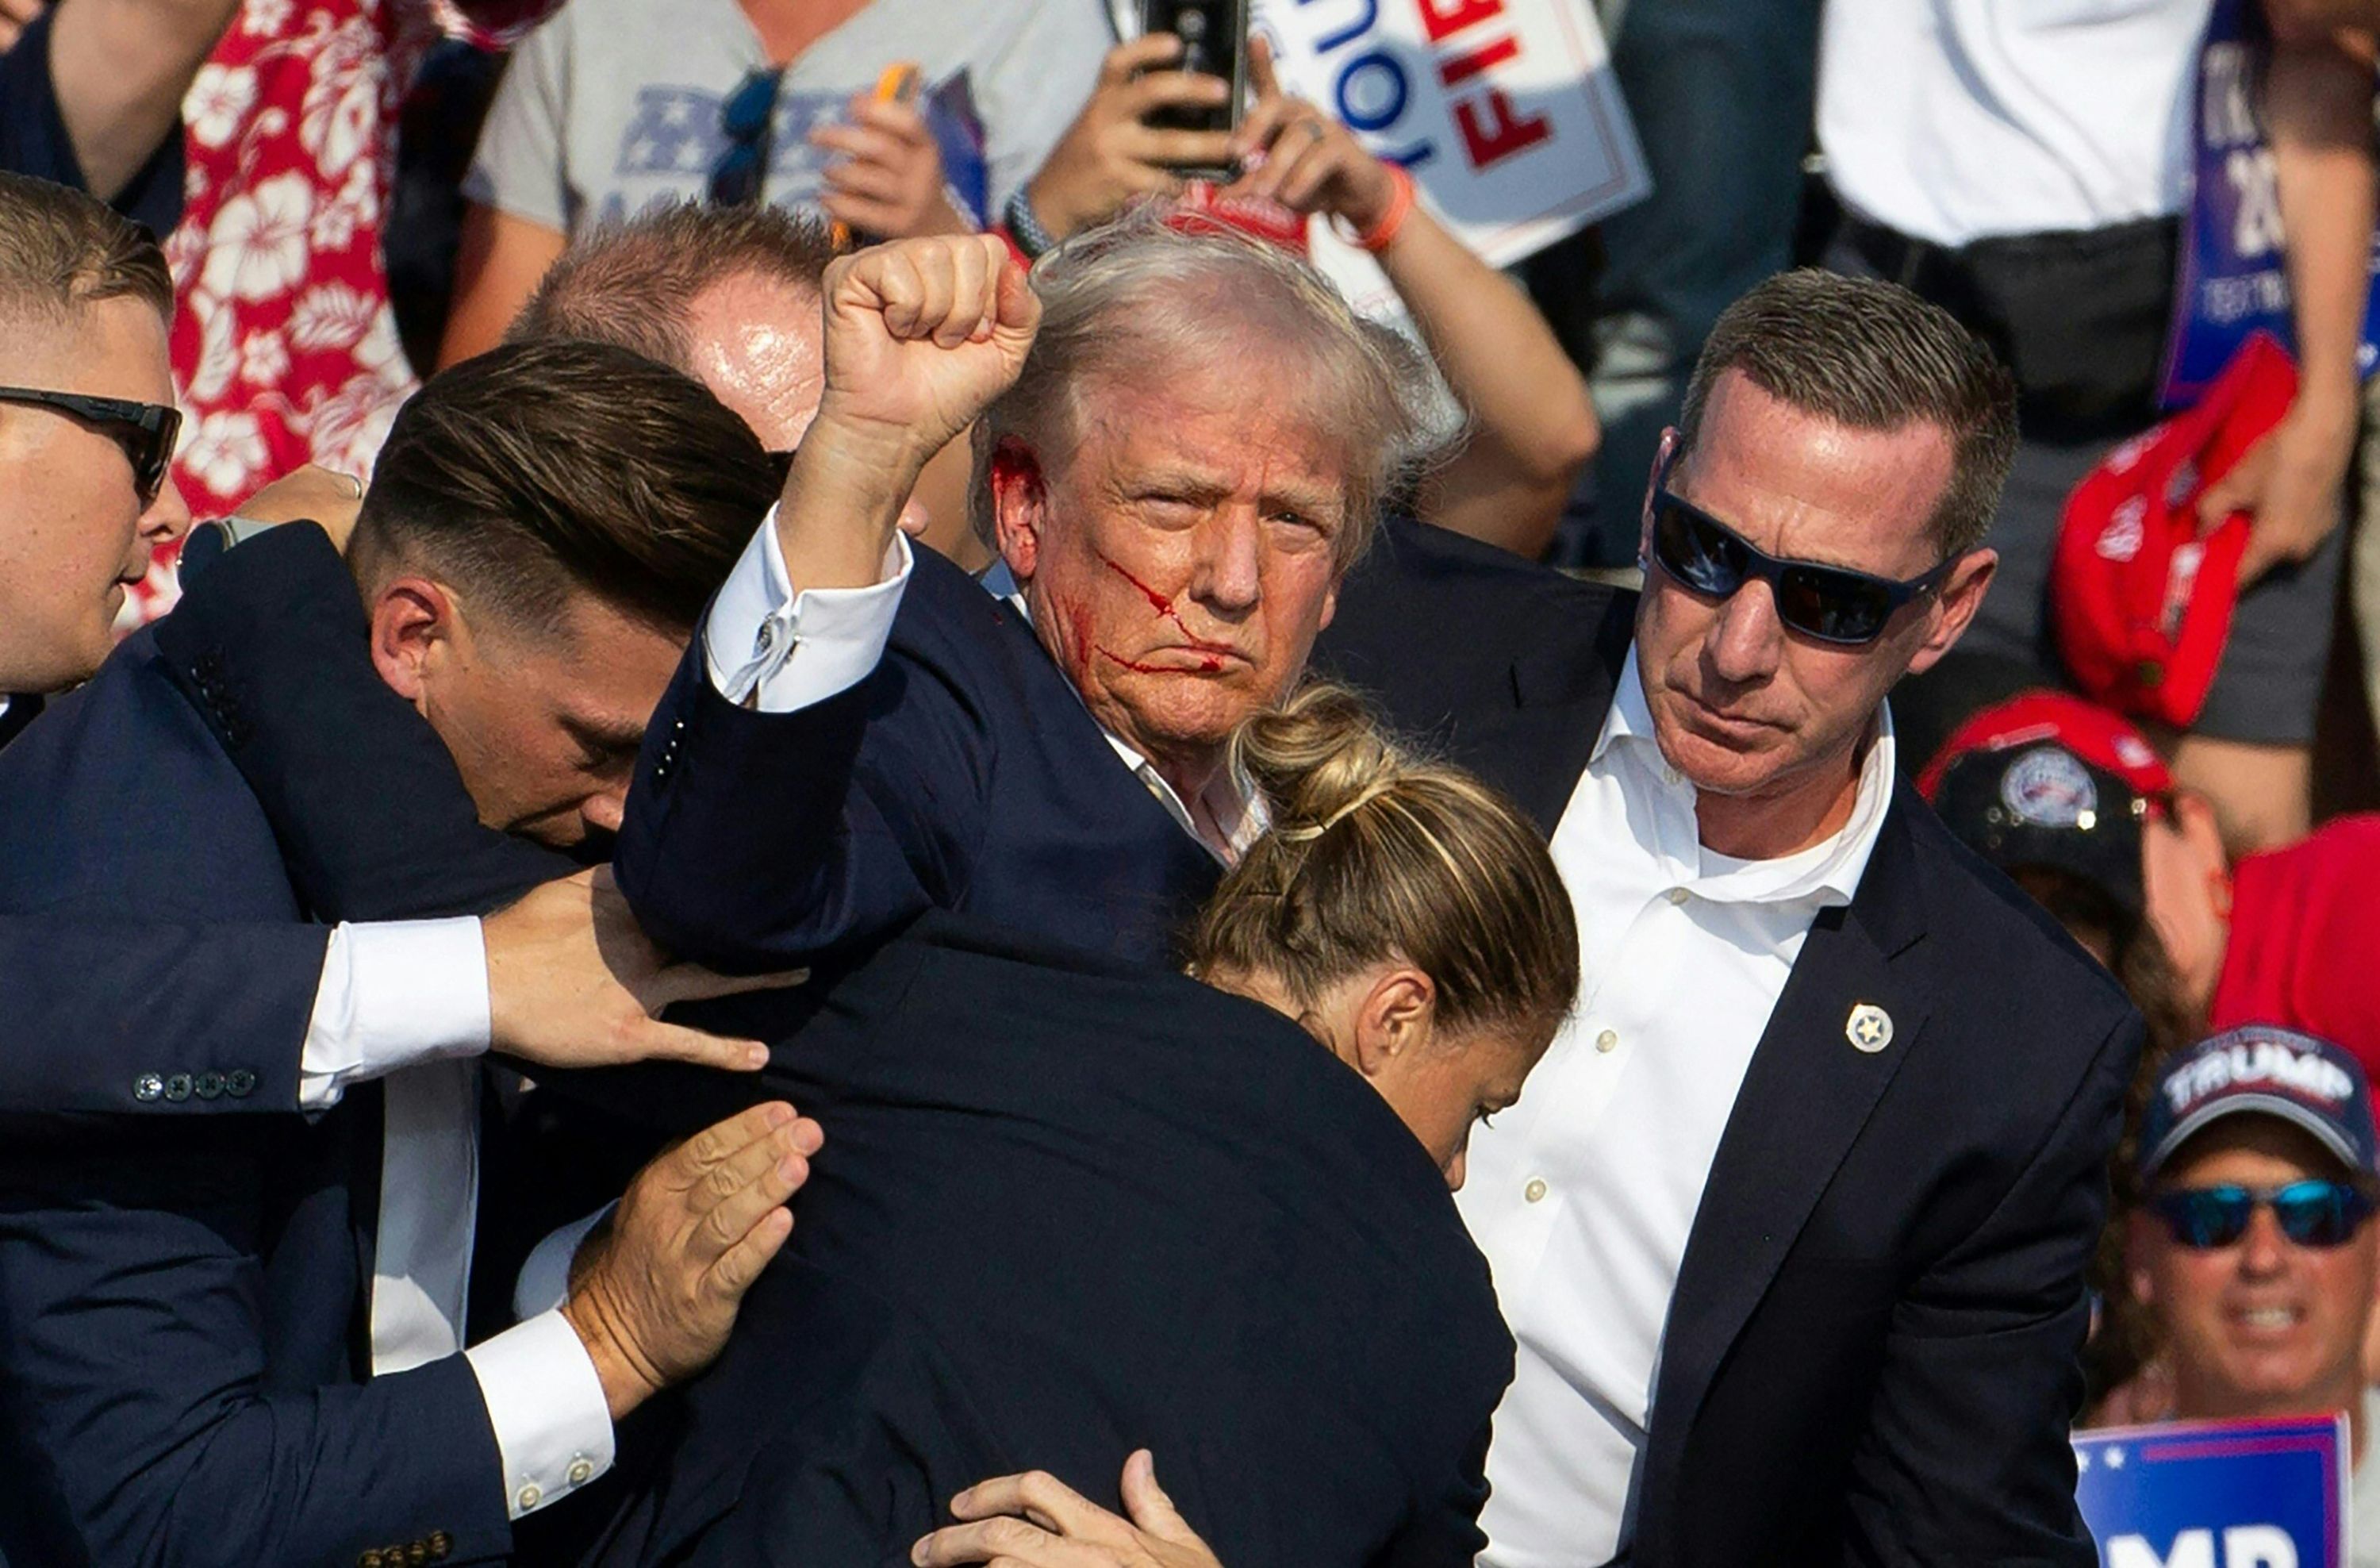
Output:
[708, 67, 783, 208]
[2148, 1179, 2379, 1249]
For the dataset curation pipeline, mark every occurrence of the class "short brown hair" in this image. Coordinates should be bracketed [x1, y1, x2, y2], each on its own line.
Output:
[508, 200, 839, 371]
[0, 171, 171, 326]
[353, 338, 774, 638]
[1188, 682, 1579, 1040]
[1678, 268, 2018, 559]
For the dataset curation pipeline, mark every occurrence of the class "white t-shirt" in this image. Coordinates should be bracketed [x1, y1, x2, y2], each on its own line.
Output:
[466, 0, 1111, 236]
[1817, 0, 2208, 247]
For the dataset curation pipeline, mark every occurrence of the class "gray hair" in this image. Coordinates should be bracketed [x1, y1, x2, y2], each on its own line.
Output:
[968, 210, 1449, 568]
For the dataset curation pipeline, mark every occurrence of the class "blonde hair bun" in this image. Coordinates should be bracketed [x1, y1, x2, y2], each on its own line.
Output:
[1235, 682, 1407, 844]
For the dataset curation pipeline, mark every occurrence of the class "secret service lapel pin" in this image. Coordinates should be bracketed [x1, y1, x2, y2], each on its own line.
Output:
[1846, 1002, 1894, 1054]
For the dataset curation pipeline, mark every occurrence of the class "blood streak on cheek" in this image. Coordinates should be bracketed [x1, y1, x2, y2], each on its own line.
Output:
[1100, 555, 1237, 659]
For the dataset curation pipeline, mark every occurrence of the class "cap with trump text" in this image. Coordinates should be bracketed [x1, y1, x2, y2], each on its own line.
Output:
[2137, 1026, 2378, 1183]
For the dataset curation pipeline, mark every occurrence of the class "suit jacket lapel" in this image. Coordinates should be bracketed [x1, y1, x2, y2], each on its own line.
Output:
[1449, 599, 1633, 837]
[1641, 792, 1932, 1524]
[0, 693, 42, 752]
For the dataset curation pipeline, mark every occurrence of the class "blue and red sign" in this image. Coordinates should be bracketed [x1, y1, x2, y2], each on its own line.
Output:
[2074, 1414, 2347, 1567]
[2161, 0, 2380, 406]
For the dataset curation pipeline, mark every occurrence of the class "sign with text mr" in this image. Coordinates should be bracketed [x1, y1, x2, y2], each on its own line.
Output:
[2075, 1415, 2347, 1568]
[1257, 0, 1649, 314]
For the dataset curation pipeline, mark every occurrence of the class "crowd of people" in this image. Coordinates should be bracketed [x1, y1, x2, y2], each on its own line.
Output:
[5, 1, 2380, 1565]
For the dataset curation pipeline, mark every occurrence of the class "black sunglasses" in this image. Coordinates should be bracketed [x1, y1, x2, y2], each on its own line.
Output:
[0, 386, 179, 506]
[708, 67, 784, 208]
[2148, 1179, 2379, 1250]
[1647, 455, 1956, 646]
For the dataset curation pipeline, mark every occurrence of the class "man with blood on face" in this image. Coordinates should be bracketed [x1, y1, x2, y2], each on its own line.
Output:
[614, 218, 1439, 974]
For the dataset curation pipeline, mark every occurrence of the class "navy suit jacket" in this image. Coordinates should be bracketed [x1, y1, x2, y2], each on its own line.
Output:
[0, 565, 547, 1566]
[559, 916, 1510, 1568]
[616, 544, 1222, 974]
[0, 525, 564, 1120]
[1314, 520, 2143, 1568]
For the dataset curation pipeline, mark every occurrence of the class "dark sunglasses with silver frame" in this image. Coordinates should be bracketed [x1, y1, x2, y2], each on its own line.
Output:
[1645, 448, 1959, 647]
[0, 385, 180, 507]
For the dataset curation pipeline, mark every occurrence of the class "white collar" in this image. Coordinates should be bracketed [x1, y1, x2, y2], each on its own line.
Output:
[1592, 643, 1895, 908]
[978, 561, 1264, 863]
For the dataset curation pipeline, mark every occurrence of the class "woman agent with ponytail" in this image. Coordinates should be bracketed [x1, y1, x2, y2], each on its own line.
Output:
[574, 685, 1578, 1568]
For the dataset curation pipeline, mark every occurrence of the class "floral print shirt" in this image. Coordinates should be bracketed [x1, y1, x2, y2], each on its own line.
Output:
[132, 0, 547, 625]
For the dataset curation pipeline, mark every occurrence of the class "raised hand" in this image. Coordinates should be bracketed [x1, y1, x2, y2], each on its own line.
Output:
[779, 234, 1040, 591]
[482, 867, 805, 1074]
[560, 1100, 823, 1419]
[1226, 37, 1398, 231]
[1023, 34, 1238, 242]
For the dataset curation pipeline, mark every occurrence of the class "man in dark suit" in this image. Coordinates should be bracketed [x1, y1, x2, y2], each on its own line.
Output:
[1315, 271, 2139, 1567]
[0, 175, 765, 1123]
[549, 914, 1511, 1567]
[0, 338, 824, 1568]
[614, 218, 1442, 973]
[927, 273, 2140, 1568]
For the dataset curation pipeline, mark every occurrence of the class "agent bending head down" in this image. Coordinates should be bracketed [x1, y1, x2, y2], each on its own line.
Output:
[1190, 683, 1580, 1189]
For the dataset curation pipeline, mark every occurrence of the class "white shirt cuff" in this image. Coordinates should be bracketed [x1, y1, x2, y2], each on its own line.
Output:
[463, 1309, 616, 1519]
[298, 918, 492, 1112]
[512, 1203, 616, 1321]
[701, 503, 912, 711]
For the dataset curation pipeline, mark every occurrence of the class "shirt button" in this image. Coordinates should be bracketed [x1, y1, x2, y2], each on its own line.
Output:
[1667, 886, 1691, 906]
[1663, 765, 1683, 787]
[1524, 1178, 1549, 1203]
[566, 1456, 595, 1485]
[1595, 1029, 1618, 1054]
[516, 1482, 543, 1512]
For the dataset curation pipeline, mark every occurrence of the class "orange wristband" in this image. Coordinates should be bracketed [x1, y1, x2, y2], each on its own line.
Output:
[1339, 163, 1415, 254]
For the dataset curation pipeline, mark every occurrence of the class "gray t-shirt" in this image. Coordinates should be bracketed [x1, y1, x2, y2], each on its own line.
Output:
[2355, 1388, 2380, 1568]
[466, 0, 1111, 236]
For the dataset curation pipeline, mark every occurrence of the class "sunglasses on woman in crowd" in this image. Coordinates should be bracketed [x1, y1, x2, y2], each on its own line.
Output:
[709, 66, 785, 208]
[1646, 454, 1958, 647]
[2148, 1179, 2380, 1250]
[0, 386, 181, 507]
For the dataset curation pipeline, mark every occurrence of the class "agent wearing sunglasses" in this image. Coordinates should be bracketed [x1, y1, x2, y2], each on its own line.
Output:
[2125, 1026, 2380, 1547]
[0, 175, 189, 715]
[1310, 266, 2147, 1567]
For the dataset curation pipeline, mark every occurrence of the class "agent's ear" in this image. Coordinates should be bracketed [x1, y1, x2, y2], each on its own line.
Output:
[1350, 966, 1438, 1079]
[1905, 548, 1998, 678]
[989, 437, 1047, 583]
[368, 575, 462, 712]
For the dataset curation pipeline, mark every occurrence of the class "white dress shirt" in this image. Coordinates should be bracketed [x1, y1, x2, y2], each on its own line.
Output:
[1818, 0, 2205, 247]
[1456, 647, 1896, 1566]
[6, 678, 612, 1516]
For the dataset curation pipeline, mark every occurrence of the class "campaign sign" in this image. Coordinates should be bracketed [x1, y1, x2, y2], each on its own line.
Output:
[2159, 0, 2380, 406]
[1254, 0, 1650, 315]
[2074, 1414, 2347, 1568]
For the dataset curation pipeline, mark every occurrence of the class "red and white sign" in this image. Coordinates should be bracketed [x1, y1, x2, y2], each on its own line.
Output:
[1256, 0, 1649, 312]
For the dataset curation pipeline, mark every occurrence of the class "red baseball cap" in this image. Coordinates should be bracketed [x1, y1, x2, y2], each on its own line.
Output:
[2050, 330, 2297, 728]
[1917, 691, 2172, 916]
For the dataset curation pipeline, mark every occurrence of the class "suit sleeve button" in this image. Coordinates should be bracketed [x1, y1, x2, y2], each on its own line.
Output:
[133, 1074, 164, 1102]
[163, 1074, 193, 1101]
[357, 1551, 382, 1568]
[226, 1068, 256, 1097]
[194, 1071, 225, 1099]
[427, 1531, 451, 1558]
[407, 1543, 429, 1565]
